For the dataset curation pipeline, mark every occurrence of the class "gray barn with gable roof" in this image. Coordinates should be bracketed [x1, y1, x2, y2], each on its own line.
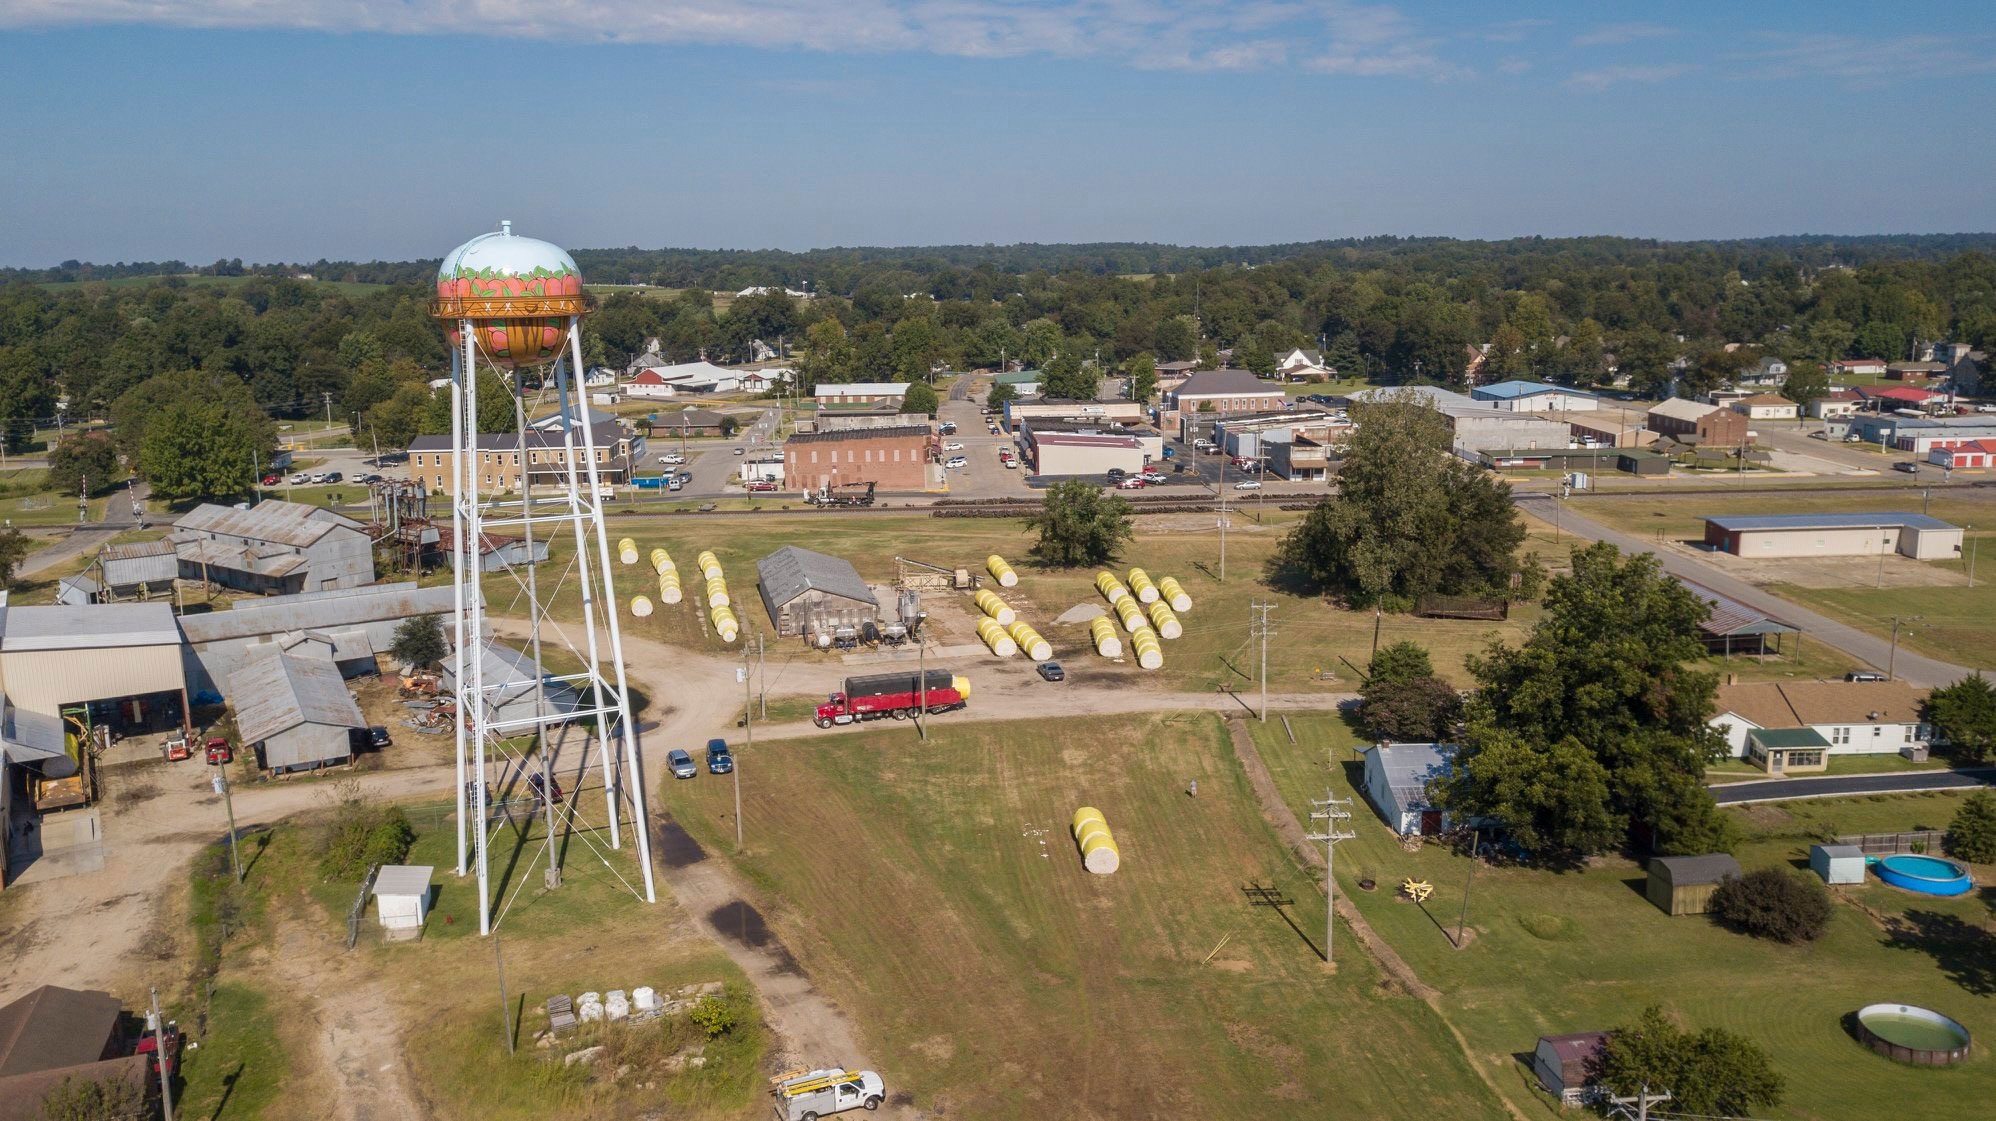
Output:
[756, 546, 880, 639]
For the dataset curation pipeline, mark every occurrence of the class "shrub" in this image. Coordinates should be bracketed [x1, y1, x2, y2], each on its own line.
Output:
[319, 785, 416, 880]
[1709, 867, 1833, 943]
[1947, 791, 1996, 864]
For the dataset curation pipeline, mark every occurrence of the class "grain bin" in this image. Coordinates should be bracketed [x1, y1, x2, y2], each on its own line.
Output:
[1115, 597, 1147, 633]
[974, 588, 1017, 625]
[1145, 600, 1183, 639]
[1007, 620, 1052, 661]
[987, 554, 1019, 587]
[1129, 626, 1164, 669]
[706, 577, 731, 609]
[1070, 806, 1120, 874]
[618, 537, 639, 565]
[651, 547, 675, 574]
[1089, 616, 1122, 658]
[696, 550, 723, 580]
[975, 617, 1019, 657]
[1095, 571, 1132, 605]
[711, 605, 739, 643]
[1128, 568, 1160, 604]
[1157, 575, 1192, 612]
[657, 572, 683, 605]
[630, 594, 653, 618]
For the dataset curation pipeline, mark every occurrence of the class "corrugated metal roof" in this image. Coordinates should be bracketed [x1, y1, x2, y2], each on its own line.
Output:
[0, 603, 180, 651]
[228, 644, 363, 745]
[1679, 579, 1799, 638]
[1749, 727, 1831, 749]
[757, 546, 876, 609]
[1344, 385, 1479, 410]
[174, 500, 362, 548]
[442, 639, 586, 716]
[1648, 397, 1721, 422]
[1650, 853, 1740, 885]
[100, 540, 180, 587]
[180, 584, 457, 644]
[1702, 512, 1956, 532]
[814, 383, 909, 397]
[1032, 433, 1141, 448]
[372, 864, 434, 897]
[267, 628, 376, 663]
[1473, 380, 1595, 399]
[1363, 743, 1453, 811]
[174, 538, 309, 578]
[0, 695, 70, 770]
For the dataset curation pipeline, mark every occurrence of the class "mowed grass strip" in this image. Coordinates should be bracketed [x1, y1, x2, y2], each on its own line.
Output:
[661, 711, 1508, 1120]
[1253, 713, 1996, 1121]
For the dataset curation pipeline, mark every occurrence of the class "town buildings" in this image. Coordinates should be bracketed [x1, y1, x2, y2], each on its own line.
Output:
[783, 425, 934, 493]
[170, 500, 374, 595]
[409, 415, 638, 493]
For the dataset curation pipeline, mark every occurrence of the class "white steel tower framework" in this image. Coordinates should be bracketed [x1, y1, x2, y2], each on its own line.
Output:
[446, 313, 656, 936]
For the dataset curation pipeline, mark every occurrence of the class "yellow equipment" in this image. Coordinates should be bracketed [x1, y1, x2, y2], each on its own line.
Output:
[1401, 878, 1433, 903]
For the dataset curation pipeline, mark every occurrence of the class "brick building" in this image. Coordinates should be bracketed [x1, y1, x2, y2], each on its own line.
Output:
[784, 424, 935, 494]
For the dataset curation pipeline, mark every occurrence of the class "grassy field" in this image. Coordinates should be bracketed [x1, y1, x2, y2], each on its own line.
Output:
[659, 712, 1509, 1120]
[1575, 490, 1996, 662]
[1252, 712, 1996, 1121]
[174, 801, 766, 1121]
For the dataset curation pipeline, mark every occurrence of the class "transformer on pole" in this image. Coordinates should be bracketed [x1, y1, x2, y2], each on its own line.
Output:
[433, 221, 657, 935]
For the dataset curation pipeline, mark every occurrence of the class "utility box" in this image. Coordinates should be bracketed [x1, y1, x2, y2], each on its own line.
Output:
[1810, 844, 1866, 885]
[372, 864, 435, 940]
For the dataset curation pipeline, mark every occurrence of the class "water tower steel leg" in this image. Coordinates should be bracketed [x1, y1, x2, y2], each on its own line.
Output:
[463, 323, 493, 937]
[550, 355, 622, 849]
[450, 345, 469, 879]
[568, 326, 655, 901]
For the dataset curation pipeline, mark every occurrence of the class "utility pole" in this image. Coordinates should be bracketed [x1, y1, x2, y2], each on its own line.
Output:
[1217, 451, 1229, 582]
[916, 637, 929, 741]
[1968, 526, 1978, 589]
[1877, 529, 1889, 589]
[1604, 1085, 1671, 1121]
[1453, 827, 1479, 948]
[1250, 602, 1274, 721]
[495, 934, 515, 1055]
[1887, 615, 1920, 681]
[757, 630, 768, 720]
[1305, 792, 1354, 967]
[323, 390, 335, 431]
[210, 769, 242, 883]
[737, 646, 750, 852]
[148, 986, 176, 1121]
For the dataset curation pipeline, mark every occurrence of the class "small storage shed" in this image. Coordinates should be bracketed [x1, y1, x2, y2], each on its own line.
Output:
[1532, 1030, 1609, 1106]
[1358, 743, 1455, 835]
[1810, 843, 1866, 885]
[372, 864, 435, 940]
[1646, 853, 1741, 916]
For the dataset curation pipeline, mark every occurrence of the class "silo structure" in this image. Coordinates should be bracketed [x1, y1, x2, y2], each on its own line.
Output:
[1128, 568, 1160, 604]
[1157, 576, 1192, 612]
[986, 554, 1019, 587]
[1007, 620, 1052, 661]
[975, 617, 1019, 657]
[1070, 807, 1120, 874]
[617, 537, 639, 565]
[1129, 627, 1164, 669]
[696, 550, 724, 580]
[1089, 616, 1122, 658]
[974, 588, 1017, 625]
[629, 594, 653, 618]
[1145, 600, 1183, 639]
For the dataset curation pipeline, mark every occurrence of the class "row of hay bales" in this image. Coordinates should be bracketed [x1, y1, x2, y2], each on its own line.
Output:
[617, 538, 737, 642]
[1072, 807, 1119, 874]
[1092, 569, 1192, 669]
[971, 589, 1054, 660]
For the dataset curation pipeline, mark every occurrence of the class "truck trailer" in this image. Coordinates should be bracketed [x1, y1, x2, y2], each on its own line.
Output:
[813, 670, 970, 728]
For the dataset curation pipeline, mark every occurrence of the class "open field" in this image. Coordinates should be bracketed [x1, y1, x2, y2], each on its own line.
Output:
[1576, 489, 1996, 663]
[1253, 712, 1996, 1121]
[659, 712, 1508, 1120]
[172, 802, 764, 1121]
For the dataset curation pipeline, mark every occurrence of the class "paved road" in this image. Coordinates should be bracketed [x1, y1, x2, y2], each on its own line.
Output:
[1711, 767, 1996, 804]
[15, 479, 153, 579]
[1518, 493, 1972, 686]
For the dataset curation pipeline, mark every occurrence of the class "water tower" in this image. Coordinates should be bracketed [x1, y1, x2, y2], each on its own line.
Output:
[431, 221, 655, 934]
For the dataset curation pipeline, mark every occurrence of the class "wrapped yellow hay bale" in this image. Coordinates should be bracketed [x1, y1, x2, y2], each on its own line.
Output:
[629, 594, 653, 618]
[973, 588, 1017, 625]
[986, 554, 1019, 587]
[1115, 597, 1147, 633]
[710, 605, 739, 643]
[1006, 620, 1052, 661]
[1089, 616, 1122, 658]
[657, 571, 683, 605]
[1127, 568, 1159, 604]
[1145, 600, 1183, 640]
[1071, 806, 1120, 874]
[1094, 570, 1132, 605]
[1129, 627, 1164, 669]
[706, 576, 730, 609]
[975, 616, 1019, 657]
[696, 550, 723, 580]
[617, 537, 639, 565]
[650, 547, 675, 574]
[1157, 575, 1192, 612]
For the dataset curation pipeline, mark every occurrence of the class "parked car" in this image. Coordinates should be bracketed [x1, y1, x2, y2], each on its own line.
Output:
[1141, 471, 1167, 484]
[946, 456, 968, 469]
[733, 447, 744, 455]
[1894, 461, 1920, 473]
[261, 473, 280, 485]
[1808, 431, 1828, 439]
[1233, 479, 1262, 490]
[204, 738, 232, 765]
[745, 480, 778, 492]
[1037, 661, 1065, 682]
[660, 453, 686, 464]
[1117, 477, 1146, 489]
[369, 725, 392, 748]
[706, 738, 734, 774]
[939, 422, 958, 435]
[1106, 467, 1127, 480]
[323, 471, 343, 483]
[668, 749, 697, 779]
[1845, 671, 1889, 682]
[290, 473, 310, 484]
[943, 441, 965, 452]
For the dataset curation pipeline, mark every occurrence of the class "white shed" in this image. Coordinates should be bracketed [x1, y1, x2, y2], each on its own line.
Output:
[372, 864, 435, 939]
[1358, 743, 1455, 835]
[1810, 843, 1866, 885]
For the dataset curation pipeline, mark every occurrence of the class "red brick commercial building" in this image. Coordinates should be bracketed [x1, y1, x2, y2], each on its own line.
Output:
[784, 424, 935, 494]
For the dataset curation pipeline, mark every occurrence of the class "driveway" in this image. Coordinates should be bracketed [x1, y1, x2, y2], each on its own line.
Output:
[1518, 493, 1971, 686]
[1710, 767, 1996, 804]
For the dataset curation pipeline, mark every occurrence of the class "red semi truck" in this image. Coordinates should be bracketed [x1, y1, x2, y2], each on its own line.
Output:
[814, 670, 971, 728]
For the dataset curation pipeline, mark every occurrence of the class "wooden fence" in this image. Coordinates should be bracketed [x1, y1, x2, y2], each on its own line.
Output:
[1834, 830, 1948, 855]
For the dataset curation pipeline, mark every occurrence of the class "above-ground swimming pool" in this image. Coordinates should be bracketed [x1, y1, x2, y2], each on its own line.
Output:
[1854, 1003, 1973, 1065]
[1872, 854, 1975, 896]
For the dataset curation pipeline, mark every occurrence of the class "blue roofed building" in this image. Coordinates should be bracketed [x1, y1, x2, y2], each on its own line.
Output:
[1469, 380, 1600, 413]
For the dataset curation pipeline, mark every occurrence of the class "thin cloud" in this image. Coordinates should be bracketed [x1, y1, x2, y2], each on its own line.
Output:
[1496, 57, 1530, 76]
[1574, 22, 1678, 47]
[1744, 32, 1996, 84]
[1479, 18, 1549, 44]
[1566, 62, 1695, 91]
[0, 0, 1451, 75]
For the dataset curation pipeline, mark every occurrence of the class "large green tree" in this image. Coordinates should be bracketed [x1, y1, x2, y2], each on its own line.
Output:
[1275, 393, 1529, 606]
[1041, 351, 1097, 400]
[45, 431, 121, 497]
[140, 396, 271, 502]
[1125, 352, 1158, 402]
[901, 379, 939, 417]
[1926, 673, 1996, 764]
[1779, 361, 1830, 413]
[0, 529, 31, 588]
[1026, 479, 1135, 567]
[1596, 1006, 1784, 1117]
[1444, 543, 1734, 857]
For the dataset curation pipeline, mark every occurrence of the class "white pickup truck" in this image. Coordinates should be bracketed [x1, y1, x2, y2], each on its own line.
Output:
[771, 1068, 885, 1120]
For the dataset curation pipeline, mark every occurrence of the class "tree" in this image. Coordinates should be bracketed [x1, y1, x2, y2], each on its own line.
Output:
[1125, 352, 1158, 402]
[1596, 1006, 1784, 1117]
[139, 395, 272, 503]
[1947, 791, 1996, 863]
[0, 528, 31, 588]
[1710, 867, 1833, 943]
[902, 379, 939, 417]
[367, 382, 438, 450]
[1926, 673, 1996, 765]
[1274, 393, 1528, 605]
[1041, 351, 1096, 400]
[0, 346, 55, 456]
[1780, 360, 1829, 413]
[1449, 543, 1733, 857]
[1616, 330, 1677, 398]
[1236, 332, 1275, 376]
[391, 614, 446, 670]
[986, 381, 1017, 410]
[45, 431, 120, 498]
[719, 414, 743, 438]
[1367, 641, 1434, 685]
[1026, 479, 1134, 567]
[1359, 676, 1462, 743]
[1852, 319, 1907, 360]
[1441, 731, 1619, 860]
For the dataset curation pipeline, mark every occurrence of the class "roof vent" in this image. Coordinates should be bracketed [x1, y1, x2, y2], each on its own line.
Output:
[1867, 711, 1881, 721]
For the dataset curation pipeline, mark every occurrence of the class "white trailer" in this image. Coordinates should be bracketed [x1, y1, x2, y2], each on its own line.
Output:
[771, 1068, 886, 1120]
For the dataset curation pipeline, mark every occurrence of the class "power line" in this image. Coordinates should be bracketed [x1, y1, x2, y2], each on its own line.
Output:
[1304, 791, 1354, 968]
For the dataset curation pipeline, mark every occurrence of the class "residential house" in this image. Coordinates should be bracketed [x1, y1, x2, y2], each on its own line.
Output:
[1358, 743, 1454, 836]
[1710, 680, 1933, 762]
[0, 985, 152, 1121]
[1738, 356, 1789, 386]
[1271, 348, 1332, 381]
[1830, 357, 1889, 377]
[171, 500, 374, 595]
[1730, 393, 1799, 421]
[1809, 389, 1862, 419]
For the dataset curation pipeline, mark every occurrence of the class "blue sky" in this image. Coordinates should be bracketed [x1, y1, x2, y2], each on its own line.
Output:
[2, 1, 1993, 266]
